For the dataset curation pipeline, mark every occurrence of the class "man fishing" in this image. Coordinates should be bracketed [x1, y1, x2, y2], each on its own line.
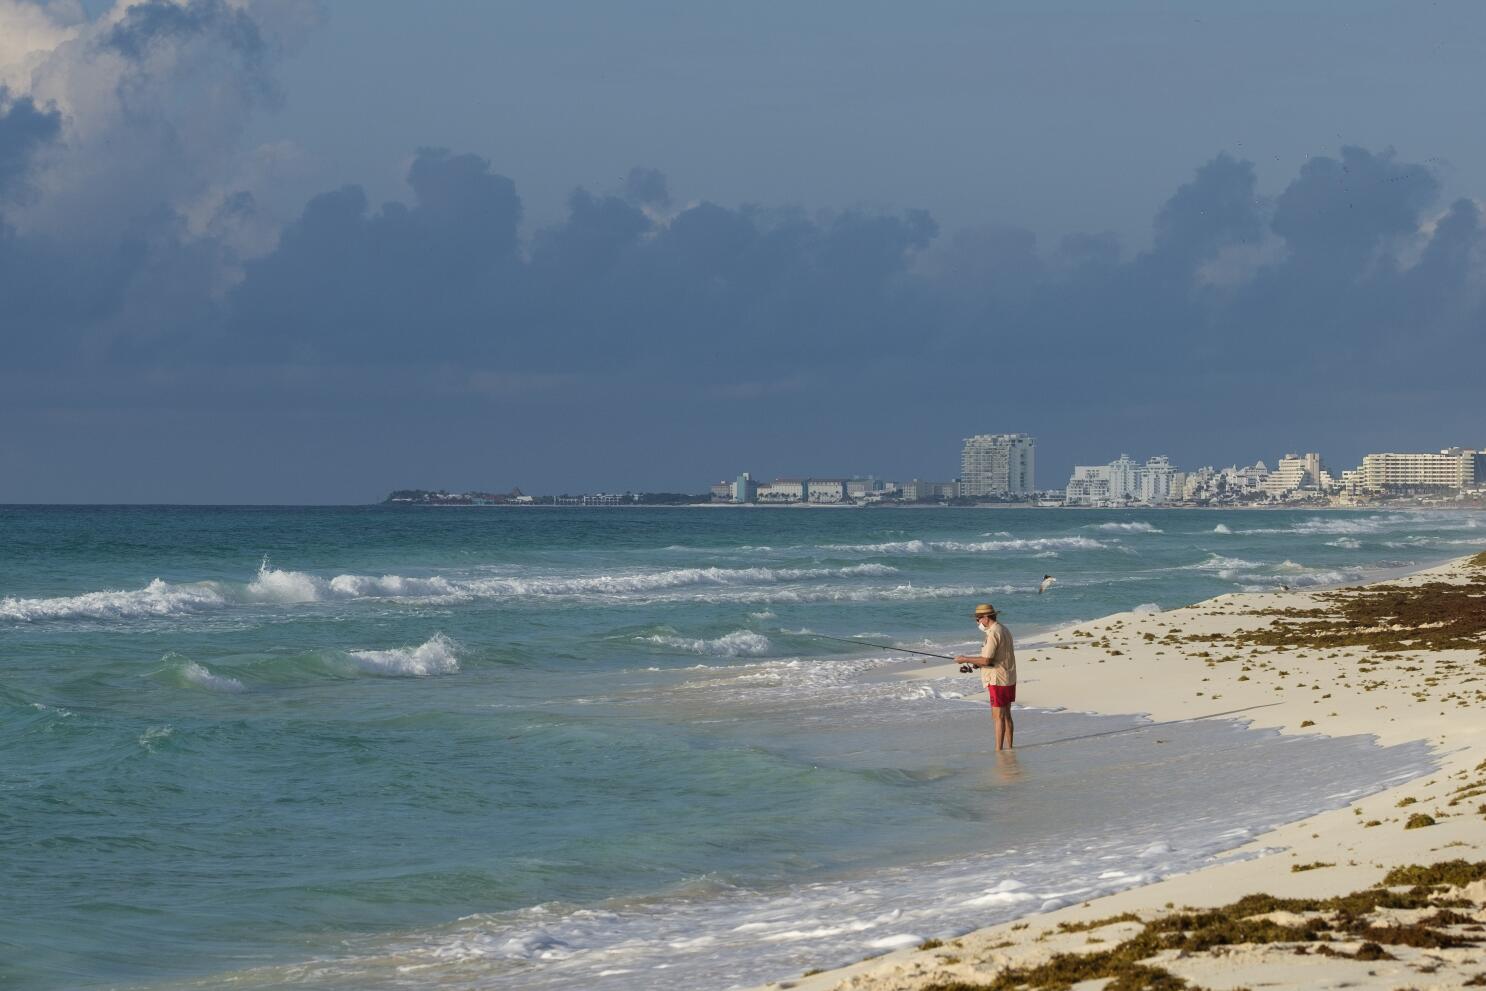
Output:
[955, 603, 1017, 750]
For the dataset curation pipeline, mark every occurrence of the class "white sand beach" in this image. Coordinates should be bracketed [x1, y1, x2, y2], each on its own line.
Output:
[761, 554, 1486, 991]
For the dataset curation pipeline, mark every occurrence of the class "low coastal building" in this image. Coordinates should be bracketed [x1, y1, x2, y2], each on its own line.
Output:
[756, 478, 807, 503]
[807, 479, 848, 503]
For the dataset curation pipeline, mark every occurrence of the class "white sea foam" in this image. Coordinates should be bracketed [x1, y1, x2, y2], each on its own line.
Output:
[346, 634, 461, 676]
[452, 564, 900, 600]
[824, 537, 1105, 555]
[1239, 515, 1407, 537]
[639, 630, 773, 657]
[0, 578, 227, 622]
[245, 559, 322, 604]
[1131, 603, 1162, 615]
[1236, 567, 1364, 590]
[181, 660, 246, 693]
[1092, 522, 1161, 533]
[1212, 523, 1232, 534]
[1183, 554, 1262, 576]
[639, 583, 1018, 607]
[328, 573, 460, 598]
[1327, 537, 1362, 549]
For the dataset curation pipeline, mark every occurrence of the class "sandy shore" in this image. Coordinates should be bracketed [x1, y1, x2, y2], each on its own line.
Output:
[757, 553, 1486, 991]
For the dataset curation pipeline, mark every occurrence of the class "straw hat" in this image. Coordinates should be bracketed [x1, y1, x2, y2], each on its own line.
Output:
[973, 603, 997, 618]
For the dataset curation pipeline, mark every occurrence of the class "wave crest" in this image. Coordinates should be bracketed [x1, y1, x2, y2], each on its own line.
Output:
[638, 630, 773, 656]
[346, 634, 461, 676]
[179, 660, 246, 693]
[0, 578, 226, 622]
[825, 537, 1105, 554]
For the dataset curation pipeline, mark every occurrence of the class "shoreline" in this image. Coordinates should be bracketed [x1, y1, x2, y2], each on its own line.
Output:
[757, 553, 1486, 990]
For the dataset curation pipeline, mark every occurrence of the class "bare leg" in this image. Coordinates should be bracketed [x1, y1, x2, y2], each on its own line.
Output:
[992, 705, 1011, 751]
[1002, 706, 1014, 750]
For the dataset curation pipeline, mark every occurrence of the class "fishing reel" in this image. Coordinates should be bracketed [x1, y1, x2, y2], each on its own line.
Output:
[958, 663, 975, 674]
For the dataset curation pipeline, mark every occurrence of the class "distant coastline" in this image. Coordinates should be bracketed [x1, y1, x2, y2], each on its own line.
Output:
[380, 492, 1486, 512]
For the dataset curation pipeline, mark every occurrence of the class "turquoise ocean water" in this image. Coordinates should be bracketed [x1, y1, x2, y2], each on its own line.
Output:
[3, 506, 1481, 989]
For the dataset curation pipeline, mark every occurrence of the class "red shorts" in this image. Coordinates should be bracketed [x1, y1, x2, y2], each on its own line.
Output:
[987, 684, 1016, 708]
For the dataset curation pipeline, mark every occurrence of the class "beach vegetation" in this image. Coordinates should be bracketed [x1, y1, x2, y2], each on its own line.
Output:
[1055, 912, 1141, 933]
[1177, 570, 1486, 663]
[1290, 861, 1333, 872]
[919, 938, 945, 950]
[1383, 860, 1486, 886]
[1404, 813, 1437, 829]
[922, 862, 1485, 991]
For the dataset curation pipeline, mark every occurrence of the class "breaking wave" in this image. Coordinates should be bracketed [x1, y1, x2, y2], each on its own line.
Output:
[1212, 524, 1232, 534]
[1, 579, 227, 622]
[179, 660, 246, 693]
[444, 564, 900, 601]
[638, 630, 773, 656]
[346, 634, 461, 677]
[823, 537, 1106, 554]
[1091, 522, 1162, 533]
[1183, 554, 1262, 576]
[0, 560, 983, 622]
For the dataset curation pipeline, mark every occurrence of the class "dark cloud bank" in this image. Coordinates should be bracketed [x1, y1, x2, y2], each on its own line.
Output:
[1, 10, 1482, 502]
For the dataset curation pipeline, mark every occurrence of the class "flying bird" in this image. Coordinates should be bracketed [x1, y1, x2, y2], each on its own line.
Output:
[1038, 575, 1056, 594]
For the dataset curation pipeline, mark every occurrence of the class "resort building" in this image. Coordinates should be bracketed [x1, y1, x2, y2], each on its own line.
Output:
[1262, 453, 1326, 498]
[756, 478, 806, 502]
[961, 433, 1035, 497]
[1065, 454, 1180, 505]
[1356, 449, 1483, 491]
[1219, 461, 1270, 495]
[1139, 456, 1179, 504]
[1064, 468, 1111, 505]
[806, 479, 849, 503]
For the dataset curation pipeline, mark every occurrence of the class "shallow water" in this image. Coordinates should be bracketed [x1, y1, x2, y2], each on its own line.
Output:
[1, 505, 1476, 989]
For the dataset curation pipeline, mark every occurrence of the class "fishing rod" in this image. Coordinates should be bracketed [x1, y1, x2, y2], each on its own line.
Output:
[807, 633, 957, 661]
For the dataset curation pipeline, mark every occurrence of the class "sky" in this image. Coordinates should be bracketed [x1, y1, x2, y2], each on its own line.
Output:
[2, 0, 1484, 503]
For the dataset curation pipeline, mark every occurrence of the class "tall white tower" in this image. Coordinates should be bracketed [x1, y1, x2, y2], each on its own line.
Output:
[960, 434, 1036, 497]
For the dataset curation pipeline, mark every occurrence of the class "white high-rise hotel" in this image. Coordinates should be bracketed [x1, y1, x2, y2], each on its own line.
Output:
[961, 433, 1036, 497]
